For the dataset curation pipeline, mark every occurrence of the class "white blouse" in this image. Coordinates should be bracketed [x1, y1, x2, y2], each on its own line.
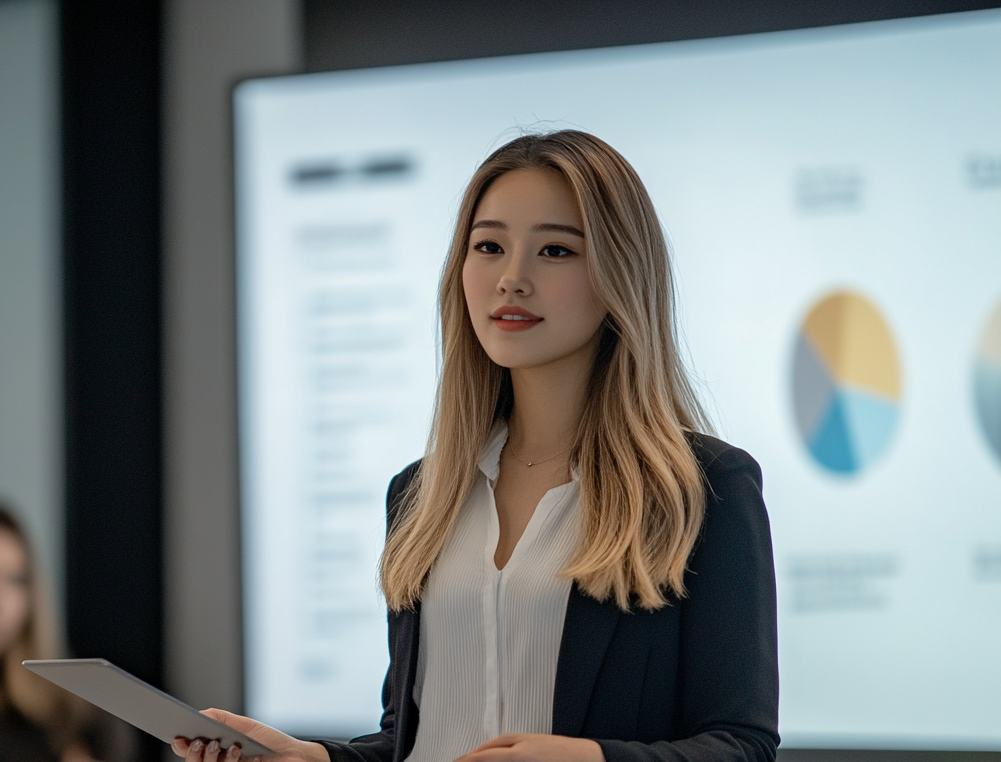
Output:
[405, 425, 581, 762]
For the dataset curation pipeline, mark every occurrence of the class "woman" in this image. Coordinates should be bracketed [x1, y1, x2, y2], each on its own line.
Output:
[175, 131, 779, 762]
[0, 505, 134, 762]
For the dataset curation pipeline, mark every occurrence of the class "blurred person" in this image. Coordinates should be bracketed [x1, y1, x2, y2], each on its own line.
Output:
[0, 504, 135, 762]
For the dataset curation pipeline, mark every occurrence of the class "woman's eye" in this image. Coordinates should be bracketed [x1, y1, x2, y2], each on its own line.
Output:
[473, 240, 503, 254]
[540, 244, 576, 258]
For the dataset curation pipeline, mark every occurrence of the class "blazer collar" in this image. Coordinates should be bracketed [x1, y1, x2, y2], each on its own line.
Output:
[551, 583, 622, 737]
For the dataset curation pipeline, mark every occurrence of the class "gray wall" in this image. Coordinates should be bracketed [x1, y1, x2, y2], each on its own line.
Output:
[0, 0, 61, 613]
[162, 0, 302, 712]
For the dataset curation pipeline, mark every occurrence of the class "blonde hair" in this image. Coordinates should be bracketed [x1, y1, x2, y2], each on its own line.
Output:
[381, 130, 710, 612]
[0, 506, 83, 750]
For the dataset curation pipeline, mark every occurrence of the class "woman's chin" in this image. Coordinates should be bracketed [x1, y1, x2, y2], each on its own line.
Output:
[486, 352, 571, 373]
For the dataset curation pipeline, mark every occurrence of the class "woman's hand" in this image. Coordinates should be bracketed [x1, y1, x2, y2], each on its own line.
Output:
[171, 709, 328, 762]
[454, 733, 604, 762]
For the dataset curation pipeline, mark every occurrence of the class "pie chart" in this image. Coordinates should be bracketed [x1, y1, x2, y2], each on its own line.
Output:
[974, 299, 1001, 465]
[792, 291, 902, 475]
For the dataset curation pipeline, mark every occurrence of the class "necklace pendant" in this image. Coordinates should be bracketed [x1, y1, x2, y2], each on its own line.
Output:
[527, 462, 533, 467]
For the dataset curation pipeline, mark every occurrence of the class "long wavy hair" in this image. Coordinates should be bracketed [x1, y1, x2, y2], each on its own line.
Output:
[0, 505, 80, 749]
[381, 130, 710, 612]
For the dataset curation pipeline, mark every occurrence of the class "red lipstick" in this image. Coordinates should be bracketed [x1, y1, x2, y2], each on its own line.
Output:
[491, 305, 542, 332]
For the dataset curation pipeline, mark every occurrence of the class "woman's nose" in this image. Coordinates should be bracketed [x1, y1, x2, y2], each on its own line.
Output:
[497, 249, 532, 295]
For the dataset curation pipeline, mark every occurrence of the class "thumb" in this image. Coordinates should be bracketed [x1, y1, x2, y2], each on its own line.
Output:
[200, 708, 266, 737]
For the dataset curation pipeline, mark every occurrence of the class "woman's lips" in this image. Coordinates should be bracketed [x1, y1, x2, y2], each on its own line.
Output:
[491, 306, 542, 332]
[492, 313, 542, 332]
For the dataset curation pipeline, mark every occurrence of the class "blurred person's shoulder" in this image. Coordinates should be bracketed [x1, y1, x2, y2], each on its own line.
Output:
[0, 706, 58, 762]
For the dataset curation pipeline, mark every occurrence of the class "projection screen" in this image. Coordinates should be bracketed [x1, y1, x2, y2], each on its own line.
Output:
[234, 10, 1001, 748]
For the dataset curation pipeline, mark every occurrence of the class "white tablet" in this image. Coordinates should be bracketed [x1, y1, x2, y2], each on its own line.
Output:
[22, 659, 274, 757]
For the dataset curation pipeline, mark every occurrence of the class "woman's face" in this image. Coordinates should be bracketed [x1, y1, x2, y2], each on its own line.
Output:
[0, 529, 30, 654]
[462, 168, 607, 372]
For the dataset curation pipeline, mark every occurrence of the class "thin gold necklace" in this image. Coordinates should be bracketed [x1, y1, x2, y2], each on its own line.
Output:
[505, 440, 573, 467]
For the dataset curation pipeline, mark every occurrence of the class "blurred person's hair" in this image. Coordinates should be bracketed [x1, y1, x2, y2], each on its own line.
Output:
[0, 503, 82, 751]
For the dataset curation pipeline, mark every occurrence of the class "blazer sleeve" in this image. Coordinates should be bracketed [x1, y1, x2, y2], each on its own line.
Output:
[597, 445, 780, 762]
[316, 463, 421, 762]
[316, 670, 397, 762]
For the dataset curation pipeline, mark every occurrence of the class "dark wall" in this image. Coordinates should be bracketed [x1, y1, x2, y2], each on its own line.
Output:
[305, 0, 1001, 71]
[61, 2, 162, 758]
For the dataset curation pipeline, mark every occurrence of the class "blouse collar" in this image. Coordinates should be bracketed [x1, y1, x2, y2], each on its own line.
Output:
[477, 423, 509, 482]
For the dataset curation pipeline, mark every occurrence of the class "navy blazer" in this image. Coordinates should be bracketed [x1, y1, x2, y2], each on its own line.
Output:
[320, 433, 779, 762]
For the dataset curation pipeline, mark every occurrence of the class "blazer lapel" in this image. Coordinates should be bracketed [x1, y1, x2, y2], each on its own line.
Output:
[551, 583, 621, 737]
[393, 603, 420, 762]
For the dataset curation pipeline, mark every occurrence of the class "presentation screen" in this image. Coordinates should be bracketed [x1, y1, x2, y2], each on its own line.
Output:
[234, 10, 1001, 748]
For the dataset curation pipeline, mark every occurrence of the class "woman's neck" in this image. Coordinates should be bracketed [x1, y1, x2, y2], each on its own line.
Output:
[506, 350, 593, 460]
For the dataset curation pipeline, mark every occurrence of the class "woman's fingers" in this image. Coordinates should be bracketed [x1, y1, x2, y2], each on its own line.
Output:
[456, 735, 524, 760]
[187, 738, 205, 760]
[467, 734, 526, 752]
[455, 734, 605, 762]
[204, 739, 222, 762]
[172, 736, 243, 761]
[175, 709, 325, 762]
[456, 750, 511, 762]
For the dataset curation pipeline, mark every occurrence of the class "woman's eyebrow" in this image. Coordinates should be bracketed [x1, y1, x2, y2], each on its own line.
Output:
[469, 220, 585, 238]
[470, 219, 506, 231]
[532, 222, 584, 238]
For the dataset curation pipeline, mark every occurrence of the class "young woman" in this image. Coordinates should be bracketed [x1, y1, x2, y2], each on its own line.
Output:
[175, 131, 779, 762]
[0, 505, 134, 762]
